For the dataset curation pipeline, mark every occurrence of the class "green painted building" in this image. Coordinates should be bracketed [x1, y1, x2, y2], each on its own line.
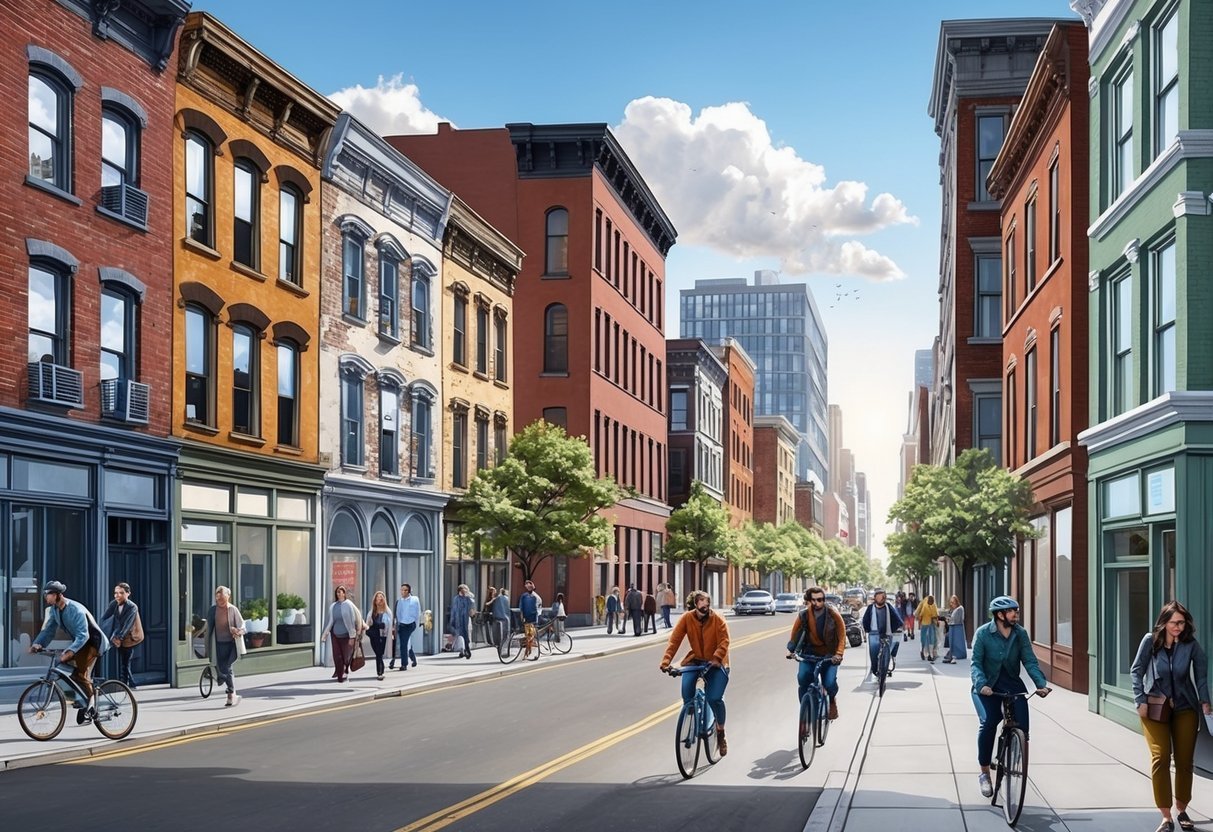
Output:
[1076, 0, 1213, 729]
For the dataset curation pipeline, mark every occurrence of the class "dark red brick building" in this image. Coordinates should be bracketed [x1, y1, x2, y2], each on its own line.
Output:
[0, 0, 187, 684]
[389, 124, 677, 623]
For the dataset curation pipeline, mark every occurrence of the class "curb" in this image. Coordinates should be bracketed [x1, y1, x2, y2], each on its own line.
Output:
[802, 684, 882, 832]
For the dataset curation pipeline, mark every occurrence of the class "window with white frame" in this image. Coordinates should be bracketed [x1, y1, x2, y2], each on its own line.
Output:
[1025, 347, 1037, 461]
[411, 267, 431, 349]
[231, 324, 257, 435]
[1048, 158, 1061, 264]
[670, 389, 688, 431]
[476, 303, 489, 374]
[184, 304, 212, 424]
[379, 254, 399, 339]
[233, 158, 259, 269]
[1112, 273, 1133, 414]
[100, 286, 136, 384]
[1153, 240, 1176, 396]
[1050, 327, 1061, 446]
[1112, 70, 1134, 198]
[185, 132, 212, 246]
[975, 253, 1002, 338]
[1154, 9, 1179, 154]
[411, 388, 434, 479]
[279, 186, 302, 285]
[276, 341, 298, 447]
[494, 311, 507, 383]
[1025, 196, 1037, 291]
[453, 291, 467, 366]
[29, 263, 70, 365]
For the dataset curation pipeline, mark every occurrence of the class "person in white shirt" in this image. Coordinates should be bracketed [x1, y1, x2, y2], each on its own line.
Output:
[393, 583, 421, 671]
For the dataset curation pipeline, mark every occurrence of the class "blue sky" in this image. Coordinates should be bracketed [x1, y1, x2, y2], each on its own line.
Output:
[193, 0, 1078, 557]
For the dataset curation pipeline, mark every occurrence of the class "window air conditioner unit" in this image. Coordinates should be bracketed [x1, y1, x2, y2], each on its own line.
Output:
[27, 361, 83, 408]
[100, 378, 151, 424]
[101, 183, 150, 226]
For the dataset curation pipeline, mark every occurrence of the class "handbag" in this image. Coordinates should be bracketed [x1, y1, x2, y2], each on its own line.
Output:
[121, 610, 145, 648]
[228, 608, 247, 657]
[1146, 693, 1173, 723]
[349, 638, 366, 672]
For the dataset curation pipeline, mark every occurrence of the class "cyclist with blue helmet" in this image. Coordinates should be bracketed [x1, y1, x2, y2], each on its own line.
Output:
[972, 595, 1051, 798]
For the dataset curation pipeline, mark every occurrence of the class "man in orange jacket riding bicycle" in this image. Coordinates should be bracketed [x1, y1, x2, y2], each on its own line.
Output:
[660, 590, 731, 755]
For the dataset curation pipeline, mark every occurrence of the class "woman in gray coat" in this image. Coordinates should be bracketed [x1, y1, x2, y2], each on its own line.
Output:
[206, 586, 246, 707]
[941, 595, 967, 663]
[321, 585, 363, 682]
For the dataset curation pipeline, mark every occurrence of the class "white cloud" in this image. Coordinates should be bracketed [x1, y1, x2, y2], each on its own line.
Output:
[328, 74, 450, 136]
[614, 97, 916, 281]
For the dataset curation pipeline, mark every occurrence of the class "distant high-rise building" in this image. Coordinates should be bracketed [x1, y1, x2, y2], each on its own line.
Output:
[914, 349, 934, 390]
[828, 404, 844, 495]
[855, 471, 870, 554]
[680, 270, 828, 488]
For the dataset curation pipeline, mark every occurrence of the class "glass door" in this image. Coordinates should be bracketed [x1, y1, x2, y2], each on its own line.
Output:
[1160, 527, 1176, 604]
[179, 549, 229, 659]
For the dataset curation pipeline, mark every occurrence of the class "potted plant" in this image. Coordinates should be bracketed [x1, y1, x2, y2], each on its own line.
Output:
[240, 598, 270, 648]
[275, 592, 312, 645]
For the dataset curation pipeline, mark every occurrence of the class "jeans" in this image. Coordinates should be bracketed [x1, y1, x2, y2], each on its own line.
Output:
[215, 639, 237, 693]
[115, 644, 135, 685]
[492, 618, 509, 647]
[396, 622, 417, 666]
[680, 663, 729, 726]
[976, 677, 1029, 767]
[868, 633, 899, 672]
[797, 657, 839, 705]
[919, 622, 937, 654]
[643, 613, 656, 633]
[369, 633, 387, 676]
[606, 611, 619, 634]
[630, 610, 643, 636]
[661, 605, 673, 628]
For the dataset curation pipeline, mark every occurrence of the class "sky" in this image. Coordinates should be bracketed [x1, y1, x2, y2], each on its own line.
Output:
[192, 0, 1079, 559]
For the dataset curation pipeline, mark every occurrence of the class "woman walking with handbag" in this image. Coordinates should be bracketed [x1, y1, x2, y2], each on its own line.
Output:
[366, 591, 393, 681]
[206, 586, 246, 707]
[915, 594, 939, 662]
[322, 585, 363, 683]
[1130, 601, 1211, 832]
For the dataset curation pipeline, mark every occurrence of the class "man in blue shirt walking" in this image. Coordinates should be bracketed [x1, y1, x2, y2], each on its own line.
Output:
[393, 583, 421, 670]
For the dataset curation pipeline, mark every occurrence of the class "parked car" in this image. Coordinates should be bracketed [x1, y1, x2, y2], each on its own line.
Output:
[843, 587, 868, 610]
[733, 589, 776, 616]
[824, 593, 844, 609]
[773, 592, 803, 613]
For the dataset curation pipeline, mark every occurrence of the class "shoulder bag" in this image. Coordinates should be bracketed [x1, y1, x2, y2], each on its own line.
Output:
[229, 607, 248, 657]
[1144, 647, 1172, 722]
[349, 638, 366, 673]
[121, 610, 145, 648]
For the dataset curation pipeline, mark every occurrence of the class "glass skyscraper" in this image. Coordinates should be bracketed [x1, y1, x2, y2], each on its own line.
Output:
[680, 270, 828, 487]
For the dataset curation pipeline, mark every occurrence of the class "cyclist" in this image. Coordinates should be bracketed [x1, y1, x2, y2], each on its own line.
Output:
[972, 595, 1051, 798]
[660, 590, 731, 756]
[29, 581, 110, 723]
[518, 580, 542, 660]
[862, 588, 903, 679]
[786, 586, 846, 719]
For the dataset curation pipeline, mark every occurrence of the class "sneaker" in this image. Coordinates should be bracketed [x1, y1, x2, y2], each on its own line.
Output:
[828, 700, 839, 720]
[389, 661, 396, 670]
[978, 772, 993, 798]
[716, 729, 728, 757]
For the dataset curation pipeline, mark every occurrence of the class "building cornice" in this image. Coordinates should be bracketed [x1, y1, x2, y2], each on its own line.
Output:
[754, 415, 800, 447]
[506, 123, 677, 256]
[1078, 392, 1213, 454]
[323, 473, 451, 511]
[1083, 0, 1137, 65]
[178, 12, 341, 168]
[444, 196, 524, 297]
[666, 338, 729, 389]
[55, 0, 190, 71]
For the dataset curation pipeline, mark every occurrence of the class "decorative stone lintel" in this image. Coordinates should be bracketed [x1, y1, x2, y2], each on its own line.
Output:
[1089, 270, 1101, 293]
[1122, 239, 1140, 264]
[1173, 192, 1210, 217]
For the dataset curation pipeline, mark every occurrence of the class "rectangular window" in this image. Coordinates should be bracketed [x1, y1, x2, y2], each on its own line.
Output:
[613, 231, 621, 286]
[1048, 159, 1061, 264]
[1113, 71, 1134, 198]
[670, 390, 688, 431]
[975, 254, 1002, 338]
[379, 257, 398, 339]
[1153, 240, 1176, 396]
[975, 392, 1002, 465]
[231, 326, 256, 435]
[495, 421, 507, 465]
[29, 71, 71, 191]
[233, 161, 257, 269]
[342, 235, 364, 318]
[184, 133, 211, 245]
[28, 264, 69, 365]
[476, 416, 489, 472]
[1105, 474, 1141, 519]
[1025, 197, 1037, 290]
[279, 187, 301, 284]
[1054, 506, 1073, 647]
[1112, 273, 1133, 414]
[542, 407, 567, 430]
[1155, 10, 1179, 154]
[594, 209, 602, 272]
[1033, 514, 1051, 641]
[380, 387, 398, 477]
[1005, 230, 1016, 320]
[452, 411, 467, 488]
[453, 294, 466, 366]
[412, 396, 432, 479]
[277, 343, 297, 446]
[412, 275, 430, 348]
[1007, 370, 1017, 467]
[342, 374, 363, 467]
[1050, 328, 1061, 446]
[476, 305, 489, 374]
[976, 114, 1006, 201]
[1025, 348, 1037, 461]
[669, 448, 686, 493]
[184, 306, 210, 424]
[604, 219, 612, 278]
[494, 314, 507, 383]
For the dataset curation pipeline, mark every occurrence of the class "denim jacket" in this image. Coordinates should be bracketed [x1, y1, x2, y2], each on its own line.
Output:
[35, 599, 109, 655]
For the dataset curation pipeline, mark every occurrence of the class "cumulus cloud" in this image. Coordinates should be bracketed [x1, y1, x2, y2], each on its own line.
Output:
[613, 97, 916, 281]
[328, 74, 450, 136]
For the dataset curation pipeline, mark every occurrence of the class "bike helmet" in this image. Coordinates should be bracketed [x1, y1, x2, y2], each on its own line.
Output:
[988, 595, 1020, 614]
[871, 587, 886, 596]
[43, 580, 67, 594]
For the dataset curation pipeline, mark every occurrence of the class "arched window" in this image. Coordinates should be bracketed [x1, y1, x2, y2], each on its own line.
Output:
[329, 509, 363, 549]
[545, 208, 569, 275]
[370, 513, 397, 550]
[231, 324, 257, 436]
[184, 132, 213, 246]
[411, 269, 431, 348]
[544, 303, 568, 374]
[184, 304, 213, 425]
[101, 107, 137, 190]
[279, 185, 302, 285]
[233, 158, 259, 269]
[28, 69, 73, 191]
[400, 515, 430, 554]
[277, 340, 298, 447]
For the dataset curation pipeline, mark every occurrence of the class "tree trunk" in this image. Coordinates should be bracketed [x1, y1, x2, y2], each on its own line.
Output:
[959, 559, 974, 636]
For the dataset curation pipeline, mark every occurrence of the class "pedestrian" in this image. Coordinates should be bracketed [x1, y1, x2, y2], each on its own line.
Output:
[605, 587, 621, 635]
[594, 594, 606, 626]
[658, 582, 676, 628]
[625, 583, 644, 636]
[207, 585, 245, 706]
[393, 583, 421, 670]
[29, 581, 109, 720]
[1131, 600, 1211, 832]
[482, 587, 499, 647]
[519, 580, 542, 660]
[915, 594, 939, 662]
[941, 594, 967, 663]
[322, 585, 363, 682]
[99, 582, 143, 689]
[642, 589, 657, 633]
[449, 584, 475, 659]
[552, 592, 567, 640]
[490, 586, 512, 651]
[365, 590, 393, 680]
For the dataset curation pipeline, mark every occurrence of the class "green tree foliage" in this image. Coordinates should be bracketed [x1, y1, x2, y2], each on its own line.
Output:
[454, 421, 625, 583]
[779, 523, 832, 582]
[886, 448, 1037, 605]
[824, 539, 870, 588]
[743, 522, 831, 584]
[661, 481, 741, 588]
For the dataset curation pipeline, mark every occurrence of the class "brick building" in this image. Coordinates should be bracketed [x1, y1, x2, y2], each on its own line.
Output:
[388, 123, 676, 625]
[713, 337, 755, 601]
[987, 22, 1090, 693]
[753, 415, 798, 526]
[0, 0, 188, 686]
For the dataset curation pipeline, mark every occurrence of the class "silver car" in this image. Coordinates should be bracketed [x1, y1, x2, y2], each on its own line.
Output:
[733, 589, 776, 616]
[774, 592, 803, 613]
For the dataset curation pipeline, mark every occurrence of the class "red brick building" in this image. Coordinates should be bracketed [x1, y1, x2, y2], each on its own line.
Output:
[0, 0, 187, 683]
[987, 23, 1089, 693]
[753, 416, 798, 526]
[389, 124, 676, 623]
[714, 338, 754, 601]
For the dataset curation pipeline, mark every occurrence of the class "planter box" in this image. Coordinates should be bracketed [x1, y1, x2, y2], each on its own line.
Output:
[276, 623, 313, 644]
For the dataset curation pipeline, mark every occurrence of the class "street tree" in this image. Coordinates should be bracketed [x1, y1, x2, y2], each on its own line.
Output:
[661, 480, 741, 589]
[825, 539, 869, 588]
[780, 523, 832, 584]
[886, 448, 1037, 614]
[454, 421, 625, 584]
[886, 535, 940, 592]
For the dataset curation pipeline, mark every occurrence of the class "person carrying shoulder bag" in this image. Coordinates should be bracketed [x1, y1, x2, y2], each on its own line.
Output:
[1130, 600, 1212, 832]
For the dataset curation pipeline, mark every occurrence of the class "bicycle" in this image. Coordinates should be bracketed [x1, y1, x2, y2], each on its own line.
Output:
[789, 654, 832, 769]
[875, 633, 896, 698]
[665, 663, 721, 779]
[17, 649, 138, 741]
[199, 662, 218, 698]
[989, 688, 1046, 827]
[497, 618, 573, 664]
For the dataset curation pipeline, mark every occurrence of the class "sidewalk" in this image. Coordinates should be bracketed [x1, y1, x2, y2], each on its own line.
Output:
[824, 645, 1213, 832]
[0, 620, 676, 772]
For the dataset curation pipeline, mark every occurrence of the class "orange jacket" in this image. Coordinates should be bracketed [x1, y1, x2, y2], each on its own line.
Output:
[787, 606, 847, 659]
[662, 609, 730, 668]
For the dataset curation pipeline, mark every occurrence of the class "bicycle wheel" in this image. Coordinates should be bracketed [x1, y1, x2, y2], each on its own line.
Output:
[199, 665, 214, 698]
[702, 706, 720, 764]
[550, 629, 573, 654]
[816, 692, 831, 747]
[1001, 727, 1028, 826]
[797, 695, 816, 769]
[93, 681, 138, 740]
[877, 645, 888, 698]
[674, 703, 700, 779]
[18, 680, 66, 741]
[498, 630, 524, 664]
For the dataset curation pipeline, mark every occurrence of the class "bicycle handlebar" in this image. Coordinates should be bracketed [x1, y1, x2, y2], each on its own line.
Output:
[990, 688, 1049, 699]
[664, 664, 711, 677]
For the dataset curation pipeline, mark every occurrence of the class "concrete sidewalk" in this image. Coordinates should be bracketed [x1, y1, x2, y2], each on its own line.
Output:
[0, 620, 678, 772]
[824, 645, 1213, 832]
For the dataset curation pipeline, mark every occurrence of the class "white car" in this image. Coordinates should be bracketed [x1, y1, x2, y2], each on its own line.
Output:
[774, 593, 803, 613]
[733, 590, 776, 615]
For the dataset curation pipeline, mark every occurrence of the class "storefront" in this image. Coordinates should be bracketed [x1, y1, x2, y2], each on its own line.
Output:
[0, 408, 177, 694]
[323, 477, 446, 657]
[174, 445, 322, 685]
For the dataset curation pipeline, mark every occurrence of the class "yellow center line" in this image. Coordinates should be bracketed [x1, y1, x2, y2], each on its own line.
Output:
[395, 624, 787, 832]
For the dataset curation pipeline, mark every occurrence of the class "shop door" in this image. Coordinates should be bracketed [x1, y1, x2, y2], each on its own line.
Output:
[108, 544, 169, 684]
[179, 549, 230, 660]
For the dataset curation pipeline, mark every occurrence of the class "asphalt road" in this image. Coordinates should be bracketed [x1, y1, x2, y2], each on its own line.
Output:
[0, 615, 878, 832]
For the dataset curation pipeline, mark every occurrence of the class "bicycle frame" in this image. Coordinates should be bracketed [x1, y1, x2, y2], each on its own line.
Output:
[989, 689, 1044, 827]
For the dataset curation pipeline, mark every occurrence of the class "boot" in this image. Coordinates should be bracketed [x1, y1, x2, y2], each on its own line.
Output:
[716, 727, 728, 757]
[828, 700, 839, 720]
